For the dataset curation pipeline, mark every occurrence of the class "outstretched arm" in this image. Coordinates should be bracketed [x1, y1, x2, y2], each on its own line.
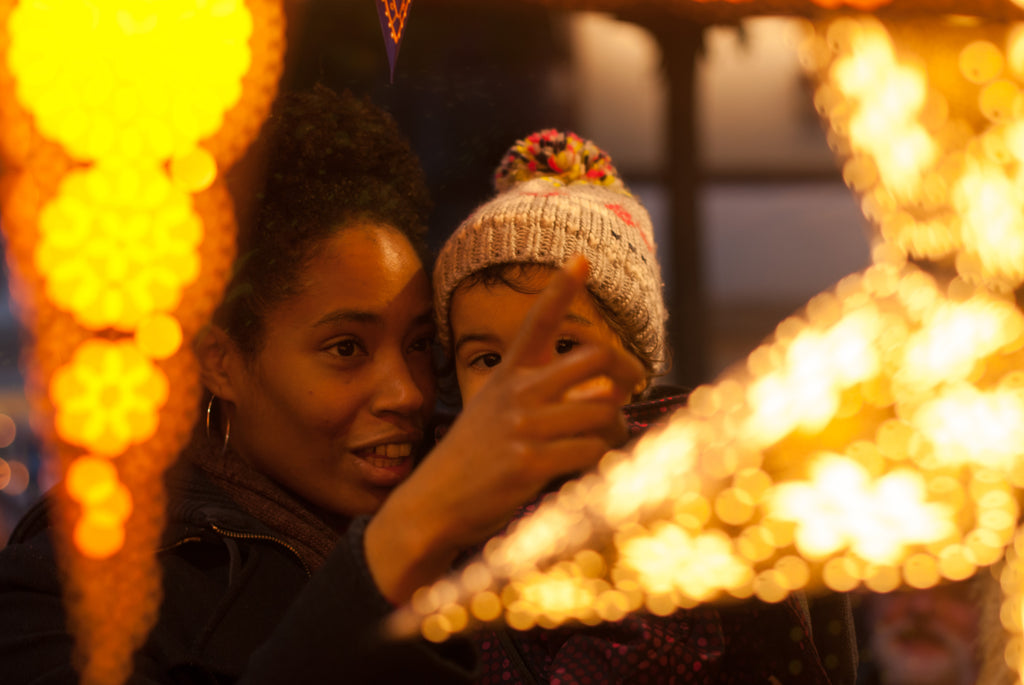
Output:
[366, 255, 644, 605]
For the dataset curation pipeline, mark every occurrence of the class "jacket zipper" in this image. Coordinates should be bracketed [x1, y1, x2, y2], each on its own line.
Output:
[157, 536, 203, 554]
[209, 524, 313, 578]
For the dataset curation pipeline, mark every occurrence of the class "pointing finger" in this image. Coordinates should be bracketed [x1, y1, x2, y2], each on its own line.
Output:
[504, 255, 589, 369]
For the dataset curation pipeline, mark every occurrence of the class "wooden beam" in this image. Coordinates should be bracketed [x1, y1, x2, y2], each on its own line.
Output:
[630, 14, 710, 389]
[421, 0, 1024, 24]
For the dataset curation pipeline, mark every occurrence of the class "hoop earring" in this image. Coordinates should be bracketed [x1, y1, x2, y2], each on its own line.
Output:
[222, 414, 231, 456]
[205, 395, 215, 439]
[205, 395, 231, 455]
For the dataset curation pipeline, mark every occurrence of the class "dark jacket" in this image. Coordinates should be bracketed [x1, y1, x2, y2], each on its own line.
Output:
[0, 459, 476, 684]
[470, 387, 859, 685]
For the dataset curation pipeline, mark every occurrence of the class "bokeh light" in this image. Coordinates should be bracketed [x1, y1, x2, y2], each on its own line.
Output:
[7, 0, 253, 162]
[49, 338, 169, 456]
[35, 164, 203, 331]
[1, 459, 30, 496]
[0, 0, 280, 680]
[134, 313, 184, 360]
[0, 412, 16, 448]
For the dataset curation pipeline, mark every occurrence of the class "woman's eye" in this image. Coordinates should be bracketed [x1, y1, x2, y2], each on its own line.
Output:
[409, 334, 435, 354]
[331, 339, 363, 357]
[555, 338, 579, 355]
[470, 352, 502, 369]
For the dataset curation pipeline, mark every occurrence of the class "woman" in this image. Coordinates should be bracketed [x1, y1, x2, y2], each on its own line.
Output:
[0, 86, 643, 683]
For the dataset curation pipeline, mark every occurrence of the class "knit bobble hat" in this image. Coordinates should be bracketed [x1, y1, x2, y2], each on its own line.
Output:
[434, 129, 668, 374]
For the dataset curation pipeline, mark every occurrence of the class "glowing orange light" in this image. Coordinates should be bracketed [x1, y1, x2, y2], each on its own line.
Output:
[35, 165, 203, 331]
[169, 147, 217, 193]
[2, 460, 30, 496]
[960, 40, 1004, 83]
[73, 513, 126, 560]
[135, 313, 184, 360]
[0, 413, 15, 448]
[395, 20, 1024, 668]
[0, 0, 281, 679]
[66, 456, 119, 505]
[50, 338, 169, 455]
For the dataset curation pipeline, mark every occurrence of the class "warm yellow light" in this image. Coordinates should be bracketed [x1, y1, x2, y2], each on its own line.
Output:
[50, 338, 170, 455]
[913, 385, 1024, 469]
[960, 40, 1004, 84]
[897, 295, 1024, 392]
[956, 163, 1024, 288]
[979, 79, 1020, 122]
[169, 147, 217, 193]
[0, 0, 281, 681]
[66, 455, 119, 505]
[619, 526, 752, 603]
[135, 313, 184, 360]
[7, 0, 253, 162]
[73, 513, 126, 560]
[470, 592, 502, 622]
[35, 165, 203, 331]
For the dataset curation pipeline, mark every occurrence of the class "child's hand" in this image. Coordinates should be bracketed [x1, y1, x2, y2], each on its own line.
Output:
[366, 255, 644, 604]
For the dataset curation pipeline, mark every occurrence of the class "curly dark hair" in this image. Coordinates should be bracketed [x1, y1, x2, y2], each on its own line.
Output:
[216, 83, 432, 358]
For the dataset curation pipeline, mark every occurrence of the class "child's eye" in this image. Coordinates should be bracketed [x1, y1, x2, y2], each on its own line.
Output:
[555, 338, 579, 355]
[470, 352, 502, 369]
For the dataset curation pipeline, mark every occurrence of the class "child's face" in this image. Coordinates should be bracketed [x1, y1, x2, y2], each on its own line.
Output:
[449, 266, 630, 404]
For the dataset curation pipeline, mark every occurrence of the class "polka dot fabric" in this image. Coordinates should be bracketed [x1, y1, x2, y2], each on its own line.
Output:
[473, 609, 724, 684]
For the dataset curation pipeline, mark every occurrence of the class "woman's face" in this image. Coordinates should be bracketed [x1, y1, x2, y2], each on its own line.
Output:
[450, 266, 628, 404]
[221, 223, 436, 521]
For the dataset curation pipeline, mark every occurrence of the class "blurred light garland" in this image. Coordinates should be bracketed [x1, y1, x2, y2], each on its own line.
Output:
[0, 0, 284, 683]
[395, 12, 1024, 684]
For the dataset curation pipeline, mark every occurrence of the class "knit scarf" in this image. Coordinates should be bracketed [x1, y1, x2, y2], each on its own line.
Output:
[177, 434, 342, 573]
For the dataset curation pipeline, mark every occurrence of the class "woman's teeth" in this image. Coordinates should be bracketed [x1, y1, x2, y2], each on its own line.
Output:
[373, 443, 411, 458]
[365, 443, 413, 466]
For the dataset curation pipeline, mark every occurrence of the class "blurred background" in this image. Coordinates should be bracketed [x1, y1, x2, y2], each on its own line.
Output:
[285, 2, 874, 380]
[0, 3, 874, 540]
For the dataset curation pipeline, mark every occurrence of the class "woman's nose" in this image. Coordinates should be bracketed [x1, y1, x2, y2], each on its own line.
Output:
[373, 353, 428, 416]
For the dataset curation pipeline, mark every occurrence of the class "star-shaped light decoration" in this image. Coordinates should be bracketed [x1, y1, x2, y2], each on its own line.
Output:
[376, 0, 413, 82]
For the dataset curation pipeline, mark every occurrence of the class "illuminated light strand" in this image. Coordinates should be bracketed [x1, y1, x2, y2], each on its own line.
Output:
[494, 1, 1024, 22]
[378, 0, 412, 44]
[49, 338, 170, 457]
[35, 164, 203, 331]
[0, 0, 283, 683]
[397, 265, 1024, 643]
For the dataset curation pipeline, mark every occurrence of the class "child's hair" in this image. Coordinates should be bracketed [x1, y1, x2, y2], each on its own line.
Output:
[434, 129, 669, 379]
[215, 83, 432, 359]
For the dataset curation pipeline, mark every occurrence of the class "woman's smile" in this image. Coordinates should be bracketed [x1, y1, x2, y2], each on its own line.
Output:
[351, 439, 419, 486]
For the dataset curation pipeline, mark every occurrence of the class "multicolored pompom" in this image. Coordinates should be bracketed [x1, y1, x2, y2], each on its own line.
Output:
[494, 129, 627, 193]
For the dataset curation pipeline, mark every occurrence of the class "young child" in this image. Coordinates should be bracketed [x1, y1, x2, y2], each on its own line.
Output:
[434, 130, 855, 684]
